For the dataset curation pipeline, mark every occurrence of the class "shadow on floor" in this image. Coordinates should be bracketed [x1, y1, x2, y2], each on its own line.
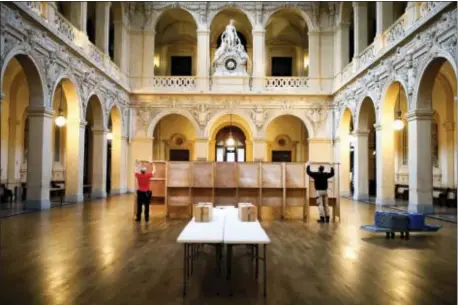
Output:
[361, 235, 438, 250]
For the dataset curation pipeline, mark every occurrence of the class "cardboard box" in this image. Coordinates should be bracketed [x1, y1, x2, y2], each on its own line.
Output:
[238, 203, 258, 222]
[193, 203, 213, 222]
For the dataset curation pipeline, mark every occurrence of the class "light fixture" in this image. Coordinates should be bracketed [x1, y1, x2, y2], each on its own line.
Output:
[226, 113, 235, 147]
[372, 150, 376, 156]
[393, 82, 404, 131]
[303, 55, 309, 69]
[107, 131, 113, 140]
[154, 55, 160, 68]
[55, 83, 66, 127]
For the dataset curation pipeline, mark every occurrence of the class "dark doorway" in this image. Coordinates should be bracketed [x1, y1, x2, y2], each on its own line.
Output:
[272, 151, 292, 162]
[83, 126, 91, 186]
[171, 56, 192, 76]
[271, 57, 293, 76]
[106, 141, 112, 195]
[170, 149, 190, 161]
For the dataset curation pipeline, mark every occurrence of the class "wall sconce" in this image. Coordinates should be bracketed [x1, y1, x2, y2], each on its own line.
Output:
[154, 55, 160, 68]
[107, 131, 113, 140]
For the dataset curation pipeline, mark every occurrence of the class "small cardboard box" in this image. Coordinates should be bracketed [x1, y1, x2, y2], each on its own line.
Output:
[193, 203, 213, 222]
[238, 203, 258, 222]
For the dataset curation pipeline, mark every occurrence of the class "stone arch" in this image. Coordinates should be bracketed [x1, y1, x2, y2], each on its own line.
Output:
[355, 96, 377, 131]
[152, 6, 199, 29]
[1, 48, 47, 107]
[378, 77, 409, 122]
[208, 6, 255, 30]
[86, 94, 106, 130]
[204, 110, 256, 138]
[261, 110, 315, 138]
[51, 74, 82, 122]
[147, 109, 200, 138]
[263, 6, 314, 31]
[412, 54, 458, 111]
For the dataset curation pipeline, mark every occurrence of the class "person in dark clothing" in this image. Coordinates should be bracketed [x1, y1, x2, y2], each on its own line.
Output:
[307, 164, 335, 223]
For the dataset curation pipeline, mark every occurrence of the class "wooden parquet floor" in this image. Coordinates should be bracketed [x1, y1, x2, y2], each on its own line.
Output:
[0, 195, 456, 305]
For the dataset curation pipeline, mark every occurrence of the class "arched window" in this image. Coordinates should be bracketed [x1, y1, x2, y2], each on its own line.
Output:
[215, 126, 246, 162]
[402, 120, 408, 165]
[23, 117, 29, 162]
[432, 114, 439, 167]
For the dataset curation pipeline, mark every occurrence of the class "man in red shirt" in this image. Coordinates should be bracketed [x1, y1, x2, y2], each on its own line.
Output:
[135, 160, 156, 222]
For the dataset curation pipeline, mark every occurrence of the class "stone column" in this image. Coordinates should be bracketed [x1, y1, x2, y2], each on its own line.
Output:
[375, 123, 395, 205]
[376, 2, 394, 36]
[334, 22, 350, 73]
[114, 20, 129, 73]
[295, 141, 302, 162]
[353, 130, 370, 201]
[252, 26, 266, 91]
[407, 110, 434, 213]
[253, 138, 267, 161]
[194, 138, 209, 161]
[119, 136, 128, 193]
[308, 138, 333, 163]
[142, 28, 155, 85]
[95, 2, 110, 54]
[110, 131, 122, 195]
[26, 106, 54, 210]
[335, 138, 351, 196]
[308, 29, 320, 88]
[70, 2, 87, 33]
[197, 28, 210, 91]
[353, 2, 368, 56]
[64, 120, 85, 202]
[91, 128, 107, 199]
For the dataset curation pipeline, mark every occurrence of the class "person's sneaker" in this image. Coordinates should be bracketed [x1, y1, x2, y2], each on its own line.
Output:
[325, 216, 330, 223]
[317, 217, 325, 223]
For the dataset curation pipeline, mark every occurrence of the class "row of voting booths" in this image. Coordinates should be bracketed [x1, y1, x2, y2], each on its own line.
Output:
[135, 161, 340, 221]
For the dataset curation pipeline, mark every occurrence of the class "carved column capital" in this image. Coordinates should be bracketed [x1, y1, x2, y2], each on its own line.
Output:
[406, 109, 434, 121]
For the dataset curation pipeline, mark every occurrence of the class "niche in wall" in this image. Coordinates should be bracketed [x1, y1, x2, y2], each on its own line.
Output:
[171, 56, 192, 76]
[271, 57, 293, 76]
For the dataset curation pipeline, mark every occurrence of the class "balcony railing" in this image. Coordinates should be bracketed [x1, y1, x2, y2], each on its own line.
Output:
[17, 2, 128, 89]
[264, 77, 308, 91]
[150, 76, 197, 91]
[337, 1, 452, 90]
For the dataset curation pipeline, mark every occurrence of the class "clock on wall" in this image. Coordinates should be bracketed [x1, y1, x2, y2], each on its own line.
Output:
[225, 58, 237, 71]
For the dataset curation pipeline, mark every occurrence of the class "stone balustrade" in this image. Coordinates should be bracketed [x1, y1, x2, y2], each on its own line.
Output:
[53, 11, 76, 43]
[264, 77, 308, 91]
[383, 14, 406, 48]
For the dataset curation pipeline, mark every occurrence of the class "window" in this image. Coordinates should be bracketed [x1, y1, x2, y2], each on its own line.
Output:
[402, 122, 408, 165]
[271, 57, 293, 77]
[216, 147, 224, 162]
[432, 119, 439, 167]
[54, 126, 61, 162]
[169, 149, 190, 161]
[23, 117, 29, 161]
[272, 151, 292, 162]
[171, 56, 192, 76]
[215, 126, 246, 162]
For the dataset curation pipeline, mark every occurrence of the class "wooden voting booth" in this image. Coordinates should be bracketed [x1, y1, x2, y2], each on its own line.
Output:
[134, 161, 340, 221]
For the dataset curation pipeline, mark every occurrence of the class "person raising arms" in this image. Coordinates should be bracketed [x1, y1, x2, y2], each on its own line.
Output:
[134, 160, 156, 222]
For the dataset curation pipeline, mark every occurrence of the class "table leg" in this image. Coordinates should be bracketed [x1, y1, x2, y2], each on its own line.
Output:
[183, 244, 187, 296]
[263, 244, 267, 297]
[191, 244, 194, 275]
[227, 244, 233, 296]
[255, 244, 259, 279]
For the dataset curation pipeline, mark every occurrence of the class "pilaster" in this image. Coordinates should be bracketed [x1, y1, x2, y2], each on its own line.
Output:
[114, 20, 129, 73]
[25, 106, 54, 210]
[353, 2, 369, 56]
[253, 138, 267, 162]
[334, 22, 350, 73]
[91, 128, 108, 199]
[308, 29, 320, 87]
[252, 28, 266, 91]
[142, 28, 156, 81]
[64, 118, 85, 202]
[406, 110, 434, 214]
[375, 123, 395, 206]
[95, 2, 111, 54]
[194, 137, 209, 161]
[376, 2, 394, 36]
[197, 28, 210, 91]
[307, 138, 333, 163]
[353, 130, 370, 201]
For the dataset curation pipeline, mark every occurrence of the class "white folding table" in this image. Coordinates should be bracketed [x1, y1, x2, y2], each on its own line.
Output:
[223, 208, 271, 297]
[176, 208, 226, 296]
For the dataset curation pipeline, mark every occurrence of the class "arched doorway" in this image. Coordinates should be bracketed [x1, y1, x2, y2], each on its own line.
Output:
[1, 54, 48, 210]
[338, 108, 354, 197]
[152, 114, 197, 161]
[215, 126, 246, 162]
[378, 81, 408, 206]
[354, 97, 377, 201]
[265, 114, 309, 162]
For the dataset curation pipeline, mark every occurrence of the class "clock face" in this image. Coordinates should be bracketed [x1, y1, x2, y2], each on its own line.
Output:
[225, 58, 237, 71]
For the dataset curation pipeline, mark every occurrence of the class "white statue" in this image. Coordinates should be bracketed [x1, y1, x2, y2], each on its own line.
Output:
[212, 19, 249, 76]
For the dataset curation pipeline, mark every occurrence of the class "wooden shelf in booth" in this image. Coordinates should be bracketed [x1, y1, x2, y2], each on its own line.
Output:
[167, 162, 191, 187]
[214, 162, 237, 188]
[152, 162, 166, 179]
[151, 178, 165, 181]
[238, 188, 260, 207]
[191, 162, 214, 187]
[215, 188, 237, 206]
[285, 189, 307, 206]
[285, 163, 306, 188]
[166, 187, 190, 206]
[237, 163, 260, 188]
[261, 163, 283, 188]
[191, 188, 214, 206]
[150, 180, 165, 197]
[261, 188, 283, 207]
